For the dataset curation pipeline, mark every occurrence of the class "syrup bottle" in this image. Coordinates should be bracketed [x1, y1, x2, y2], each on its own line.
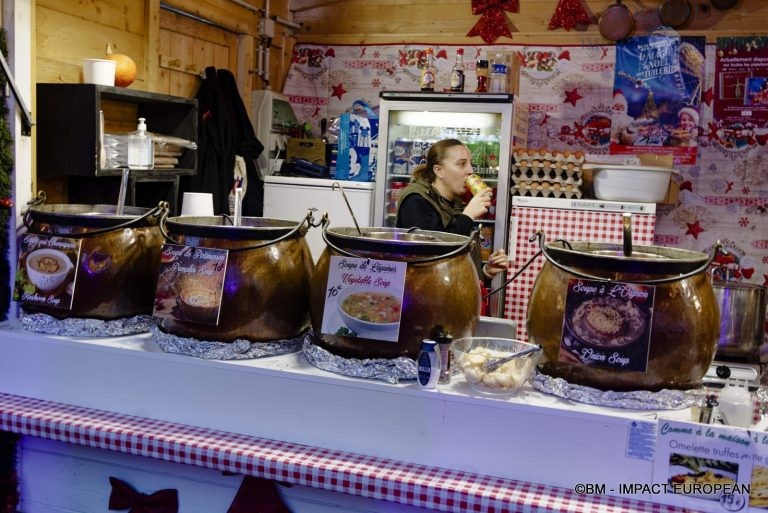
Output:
[450, 49, 465, 92]
[420, 47, 436, 92]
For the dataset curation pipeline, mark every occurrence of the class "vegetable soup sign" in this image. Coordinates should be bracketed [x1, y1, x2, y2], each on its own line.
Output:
[321, 256, 407, 342]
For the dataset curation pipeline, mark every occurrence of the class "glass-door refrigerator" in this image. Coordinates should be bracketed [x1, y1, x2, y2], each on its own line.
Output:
[374, 91, 515, 315]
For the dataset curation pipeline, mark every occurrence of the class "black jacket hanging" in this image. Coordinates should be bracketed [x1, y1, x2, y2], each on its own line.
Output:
[183, 66, 265, 215]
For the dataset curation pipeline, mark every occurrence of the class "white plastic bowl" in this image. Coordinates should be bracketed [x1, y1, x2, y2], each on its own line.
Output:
[587, 164, 677, 203]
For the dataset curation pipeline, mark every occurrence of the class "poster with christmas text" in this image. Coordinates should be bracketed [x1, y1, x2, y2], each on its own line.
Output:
[713, 36, 768, 153]
[610, 34, 705, 165]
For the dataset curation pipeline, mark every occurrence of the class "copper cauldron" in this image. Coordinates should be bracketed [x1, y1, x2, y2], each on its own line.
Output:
[159, 214, 314, 342]
[527, 233, 720, 391]
[310, 226, 480, 360]
[21, 202, 165, 319]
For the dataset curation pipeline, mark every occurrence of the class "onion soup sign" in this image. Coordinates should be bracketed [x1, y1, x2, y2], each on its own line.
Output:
[321, 256, 406, 343]
[560, 278, 655, 372]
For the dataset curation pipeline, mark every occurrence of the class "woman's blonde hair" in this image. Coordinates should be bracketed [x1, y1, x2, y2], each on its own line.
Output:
[411, 138, 466, 182]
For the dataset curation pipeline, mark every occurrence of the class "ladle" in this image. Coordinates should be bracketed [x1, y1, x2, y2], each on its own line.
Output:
[233, 187, 243, 227]
[332, 181, 362, 235]
[116, 168, 130, 215]
[622, 212, 633, 257]
[482, 344, 542, 373]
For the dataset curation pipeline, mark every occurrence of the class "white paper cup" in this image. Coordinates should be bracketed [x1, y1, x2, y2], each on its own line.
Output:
[181, 192, 214, 216]
[83, 59, 117, 86]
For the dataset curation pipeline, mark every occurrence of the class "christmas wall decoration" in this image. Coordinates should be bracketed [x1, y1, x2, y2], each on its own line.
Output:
[284, 42, 768, 290]
[548, 0, 591, 31]
[467, 0, 518, 44]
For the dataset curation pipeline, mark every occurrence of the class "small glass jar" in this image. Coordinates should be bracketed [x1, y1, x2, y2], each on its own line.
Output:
[475, 59, 489, 93]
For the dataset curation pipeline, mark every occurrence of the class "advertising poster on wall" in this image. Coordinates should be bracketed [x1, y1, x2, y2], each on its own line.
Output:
[712, 36, 768, 158]
[610, 34, 705, 165]
[714, 36, 768, 127]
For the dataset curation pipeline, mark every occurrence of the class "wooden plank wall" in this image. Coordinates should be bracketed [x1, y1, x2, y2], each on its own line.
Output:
[290, 0, 768, 45]
[35, 0, 294, 96]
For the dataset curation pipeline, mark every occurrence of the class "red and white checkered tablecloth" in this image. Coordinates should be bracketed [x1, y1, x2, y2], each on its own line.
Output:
[504, 206, 656, 342]
[0, 392, 684, 513]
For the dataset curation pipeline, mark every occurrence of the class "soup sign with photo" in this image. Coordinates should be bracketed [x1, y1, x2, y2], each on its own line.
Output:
[321, 255, 406, 343]
[152, 243, 229, 326]
[560, 278, 656, 373]
[14, 233, 81, 310]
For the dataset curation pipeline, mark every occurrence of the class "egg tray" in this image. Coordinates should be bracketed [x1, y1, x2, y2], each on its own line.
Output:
[512, 183, 583, 199]
[512, 148, 586, 166]
[512, 165, 583, 186]
[512, 159, 583, 172]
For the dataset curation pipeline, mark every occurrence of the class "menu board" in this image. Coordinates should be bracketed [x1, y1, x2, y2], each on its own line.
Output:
[559, 278, 655, 372]
[321, 255, 406, 343]
[653, 420, 752, 512]
[14, 233, 82, 310]
[748, 433, 768, 509]
[610, 34, 705, 165]
[152, 243, 228, 325]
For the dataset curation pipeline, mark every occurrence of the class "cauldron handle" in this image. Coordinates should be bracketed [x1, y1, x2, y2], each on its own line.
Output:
[25, 200, 169, 238]
[320, 218, 476, 263]
[159, 208, 315, 253]
[21, 191, 47, 231]
[536, 230, 724, 285]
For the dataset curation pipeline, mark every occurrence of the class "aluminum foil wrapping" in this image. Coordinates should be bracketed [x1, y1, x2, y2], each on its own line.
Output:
[150, 324, 304, 360]
[531, 370, 697, 410]
[302, 334, 417, 384]
[20, 311, 154, 337]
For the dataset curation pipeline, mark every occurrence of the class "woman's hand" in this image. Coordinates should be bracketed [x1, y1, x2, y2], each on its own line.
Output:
[482, 249, 509, 279]
[462, 189, 492, 220]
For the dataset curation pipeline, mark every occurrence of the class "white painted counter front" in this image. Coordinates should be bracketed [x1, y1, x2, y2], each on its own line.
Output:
[0, 322, 708, 512]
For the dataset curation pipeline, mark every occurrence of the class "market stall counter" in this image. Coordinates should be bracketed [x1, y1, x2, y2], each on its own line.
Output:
[0, 322, 704, 513]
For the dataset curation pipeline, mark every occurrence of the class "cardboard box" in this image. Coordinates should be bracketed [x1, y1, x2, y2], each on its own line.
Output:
[286, 138, 326, 165]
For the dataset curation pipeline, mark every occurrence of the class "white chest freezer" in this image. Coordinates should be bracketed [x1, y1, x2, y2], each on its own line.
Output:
[263, 176, 375, 262]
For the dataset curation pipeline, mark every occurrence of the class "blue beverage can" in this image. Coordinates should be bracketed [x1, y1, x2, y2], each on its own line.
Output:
[392, 137, 412, 175]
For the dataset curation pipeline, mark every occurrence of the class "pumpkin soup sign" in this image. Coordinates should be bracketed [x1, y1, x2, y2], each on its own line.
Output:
[321, 256, 406, 343]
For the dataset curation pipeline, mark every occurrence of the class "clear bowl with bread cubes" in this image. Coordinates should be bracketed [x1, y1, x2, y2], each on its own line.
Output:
[452, 337, 542, 396]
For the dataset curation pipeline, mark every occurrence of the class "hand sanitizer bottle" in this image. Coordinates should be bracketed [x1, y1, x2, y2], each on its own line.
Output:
[127, 117, 154, 169]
